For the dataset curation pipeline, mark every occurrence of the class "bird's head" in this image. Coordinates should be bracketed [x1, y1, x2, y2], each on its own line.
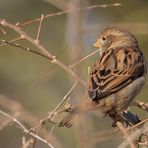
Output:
[93, 27, 138, 54]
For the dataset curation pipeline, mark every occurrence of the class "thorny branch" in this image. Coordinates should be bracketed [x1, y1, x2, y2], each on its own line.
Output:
[0, 18, 86, 86]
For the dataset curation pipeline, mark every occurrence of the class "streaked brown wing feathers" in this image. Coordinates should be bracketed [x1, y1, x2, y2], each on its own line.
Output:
[87, 47, 145, 101]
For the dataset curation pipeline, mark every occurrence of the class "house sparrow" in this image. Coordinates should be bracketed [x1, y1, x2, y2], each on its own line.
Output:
[59, 27, 147, 128]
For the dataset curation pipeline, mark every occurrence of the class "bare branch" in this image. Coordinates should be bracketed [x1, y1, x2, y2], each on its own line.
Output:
[0, 110, 55, 148]
[69, 49, 100, 69]
[0, 94, 64, 148]
[130, 118, 148, 130]
[0, 26, 6, 35]
[31, 81, 78, 131]
[19, 3, 122, 27]
[133, 100, 148, 112]
[119, 122, 148, 148]
[0, 40, 50, 60]
[117, 121, 136, 148]
[21, 137, 34, 148]
[35, 14, 44, 44]
[0, 19, 86, 86]
[0, 36, 23, 47]
[48, 81, 78, 120]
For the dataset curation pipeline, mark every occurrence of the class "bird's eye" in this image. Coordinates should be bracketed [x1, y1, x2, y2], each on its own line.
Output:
[102, 37, 106, 41]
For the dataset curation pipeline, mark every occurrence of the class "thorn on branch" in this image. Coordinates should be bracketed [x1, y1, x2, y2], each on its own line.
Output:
[51, 56, 57, 63]
[34, 39, 40, 44]
[15, 22, 20, 26]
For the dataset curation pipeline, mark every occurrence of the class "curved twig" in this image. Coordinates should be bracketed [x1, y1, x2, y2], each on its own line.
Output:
[0, 19, 86, 86]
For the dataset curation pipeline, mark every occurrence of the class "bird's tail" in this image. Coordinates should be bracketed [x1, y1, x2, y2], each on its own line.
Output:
[122, 111, 141, 125]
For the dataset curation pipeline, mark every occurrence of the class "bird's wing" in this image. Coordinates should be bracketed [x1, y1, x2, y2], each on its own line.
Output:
[87, 47, 146, 101]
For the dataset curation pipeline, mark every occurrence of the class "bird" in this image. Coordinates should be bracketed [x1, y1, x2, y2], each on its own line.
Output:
[59, 27, 147, 128]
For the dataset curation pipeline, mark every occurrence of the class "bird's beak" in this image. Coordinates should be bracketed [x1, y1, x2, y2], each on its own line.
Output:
[93, 39, 101, 48]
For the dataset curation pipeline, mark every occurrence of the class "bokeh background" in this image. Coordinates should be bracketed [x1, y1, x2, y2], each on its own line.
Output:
[0, 0, 148, 148]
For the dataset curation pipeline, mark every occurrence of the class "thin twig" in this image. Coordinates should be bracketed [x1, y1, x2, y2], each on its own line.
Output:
[30, 82, 77, 132]
[48, 81, 78, 120]
[0, 36, 23, 47]
[69, 49, 100, 69]
[0, 94, 63, 147]
[133, 100, 148, 112]
[21, 137, 34, 148]
[130, 118, 148, 130]
[119, 124, 148, 148]
[0, 26, 6, 35]
[19, 3, 122, 27]
[117, 121, 136, 148]
[35, 14, 44, 43]
[0, 40, 51, 60]
[0, 110, 55, 148]
[0, 19, 86, 86]
[136, 141, 148, 146]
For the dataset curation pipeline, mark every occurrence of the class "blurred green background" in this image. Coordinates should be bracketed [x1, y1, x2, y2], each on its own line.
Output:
[0, 0, 148, 148]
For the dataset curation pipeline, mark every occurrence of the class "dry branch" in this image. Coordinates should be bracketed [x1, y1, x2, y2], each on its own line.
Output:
[0, 110, 55, 148]
[21, 137, 34, 148]
[0, 36, 24, 47]
[35, 14, 44, 43]
[0, 18, 86, 86]
[117, 121, 136, 148]
[133, 100, 148, 112]
[69, 49, 100, 69]
[30, 81, 78, 132]
[0, 94, 64, 148]
[118, 121, 148, 148]
[48, 81, 78, 120]
[0, 26, 6, 35]
[19, 3, 121, 27]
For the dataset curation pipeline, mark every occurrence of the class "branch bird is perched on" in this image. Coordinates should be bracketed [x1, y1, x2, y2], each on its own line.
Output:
[59, 27, 147, 128]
